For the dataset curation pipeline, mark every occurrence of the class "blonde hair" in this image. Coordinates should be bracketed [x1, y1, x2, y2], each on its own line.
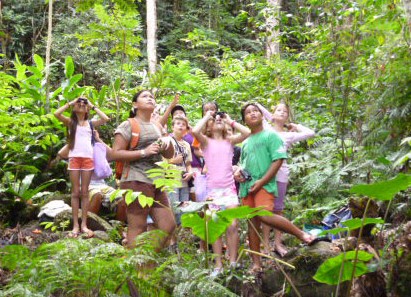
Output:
[172, 116, 189, 129]
[272, 101, 293, 122]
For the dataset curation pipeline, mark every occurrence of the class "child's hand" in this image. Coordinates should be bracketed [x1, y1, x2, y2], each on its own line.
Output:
[68, 99, 78, 106]
[206, 110, 214, 118]
[287, 123, 298, 132]
[182, 171, 193, 181]
[172, 92, 180, 106]
[224, 113, 232, 124]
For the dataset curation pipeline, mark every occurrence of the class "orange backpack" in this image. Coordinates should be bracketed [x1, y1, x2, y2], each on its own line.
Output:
[115, 118, 141, 180]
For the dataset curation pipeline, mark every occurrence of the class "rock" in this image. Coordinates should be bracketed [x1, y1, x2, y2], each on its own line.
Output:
[54, 209, 113, 232]
[262, 241, 347, 297]
[332, 237, 357, 251]
[93, 230, 111, 242]
[38, 200, 71, 218]
[349, 198, 379, 238]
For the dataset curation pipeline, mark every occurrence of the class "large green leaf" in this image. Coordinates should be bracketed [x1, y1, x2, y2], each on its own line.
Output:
[313, 251, 374, 285]
[33, 54, 44, 72]
[350, 174, 411, 201]
[181, 206, 271, 244]
[342, 218, 385, 230]
[64, 56, 74, 78]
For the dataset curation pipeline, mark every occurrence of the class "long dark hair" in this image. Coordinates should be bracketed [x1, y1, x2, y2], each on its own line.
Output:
[68, 110, 89, 150]
[129, 90, 152, 118]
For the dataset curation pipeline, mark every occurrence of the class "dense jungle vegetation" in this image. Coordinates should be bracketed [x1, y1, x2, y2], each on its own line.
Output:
[1, 0, 411, 296]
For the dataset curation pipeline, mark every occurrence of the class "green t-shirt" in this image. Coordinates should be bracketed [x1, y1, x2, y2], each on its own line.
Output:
[239, 130, 287, 198]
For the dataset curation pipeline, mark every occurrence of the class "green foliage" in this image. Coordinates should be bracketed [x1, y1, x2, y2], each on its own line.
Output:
[0, 172, 62, 203]
[393, 137, 411, 168]
[315, 173, 411, 289]
[75, 4, 142, 59]
[146, 161, 183, 193]
[0, 235, 175, 296]
[350, 174, 411, 201]
[313, 251, 374, 285]
[40, 219, 70, 233]
[181, 206, 271, 244]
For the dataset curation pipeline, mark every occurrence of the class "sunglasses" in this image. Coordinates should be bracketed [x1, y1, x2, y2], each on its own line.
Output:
[77, 98, 88, 105]
[213, 111, 226, 118]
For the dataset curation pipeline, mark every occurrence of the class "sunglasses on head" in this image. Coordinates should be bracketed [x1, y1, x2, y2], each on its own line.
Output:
[77, 98, 88, 105]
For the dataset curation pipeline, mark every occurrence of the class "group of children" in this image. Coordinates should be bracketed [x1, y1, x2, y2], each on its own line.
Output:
[53, 91, 317, 274]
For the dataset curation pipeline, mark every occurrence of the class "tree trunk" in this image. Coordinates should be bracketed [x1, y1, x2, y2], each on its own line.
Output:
[146, 0, 157, 74]
[403, 0, 411, 31]
[45, 0, 53, 113]
[265, 0, 281, 58]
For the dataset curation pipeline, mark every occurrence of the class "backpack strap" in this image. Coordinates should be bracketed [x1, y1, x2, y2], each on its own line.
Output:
[123, 118, 141, 179]
[128, 118, 140, 150]
[89, 120, 96, 146]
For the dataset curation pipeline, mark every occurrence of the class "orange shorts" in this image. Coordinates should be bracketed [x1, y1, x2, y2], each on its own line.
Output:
[68, 157, 94, 171]
[242, 188, 275, 211]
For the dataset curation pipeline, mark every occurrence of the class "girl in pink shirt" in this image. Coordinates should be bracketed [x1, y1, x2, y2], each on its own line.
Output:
[54, 98, 109, 238]
[257, 102, 315, 257]
[192, 110, 250, 276]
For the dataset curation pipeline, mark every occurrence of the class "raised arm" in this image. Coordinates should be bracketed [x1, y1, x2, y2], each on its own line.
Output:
[89, 101, 110, 127]
[158, 93, 180, 127]
[225, 114, 251, 145]
[286, 123, 316, 145]
[53, 99, 77, 126]
[192, 111, 213, 148]
[256, 103, 274, 123]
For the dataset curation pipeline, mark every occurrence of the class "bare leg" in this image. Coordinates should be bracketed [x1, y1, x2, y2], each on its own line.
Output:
[248, 217, 262, 270]
[225, 205, 239, 264]
[89, 193, 103, 215]
[116, 198, 127, 223]
[69, 170, 81, 236]
[273, 211, 287, 257]
[150, 207, 176, 250]
[126, 204, 149, 248]
[212, 238, 224, 269]
[259, 214, 314, 243]
[80, 170, 93, 237]
[262, 223, 272, 254]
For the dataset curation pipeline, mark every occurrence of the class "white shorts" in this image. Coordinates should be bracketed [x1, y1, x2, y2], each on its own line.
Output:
[206, 186, 239, 210]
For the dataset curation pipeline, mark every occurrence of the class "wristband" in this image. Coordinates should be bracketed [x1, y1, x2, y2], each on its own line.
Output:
[92, 106, 96, 110]
[230, 121, 236, 128]
[140, 150, 146, 158]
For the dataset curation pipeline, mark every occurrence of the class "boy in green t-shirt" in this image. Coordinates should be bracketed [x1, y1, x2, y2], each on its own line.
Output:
[234, 103, 316, 272]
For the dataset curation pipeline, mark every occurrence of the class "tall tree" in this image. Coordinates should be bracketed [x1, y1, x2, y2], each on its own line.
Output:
[265, 0, 281, 58]
[147, 0, 157, 74]
[45, 0, 53, 113]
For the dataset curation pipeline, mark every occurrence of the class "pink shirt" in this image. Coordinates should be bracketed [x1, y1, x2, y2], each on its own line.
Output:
[68, 124, 94, 159]
[203, 138, 235, 189]
[258, 103, 315, 183]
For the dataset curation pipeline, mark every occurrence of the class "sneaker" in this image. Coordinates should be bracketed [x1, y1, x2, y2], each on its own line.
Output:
[210, 267, 223, 278]
[229, 262, 241, 269]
